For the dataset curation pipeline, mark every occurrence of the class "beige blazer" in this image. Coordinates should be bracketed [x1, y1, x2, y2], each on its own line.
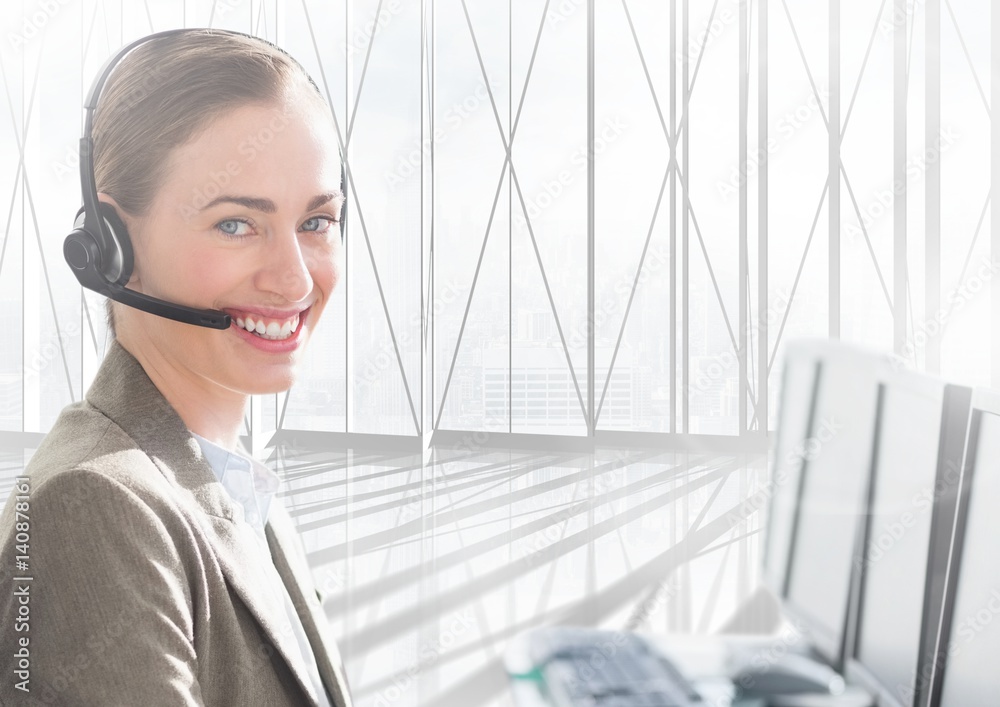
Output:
[0, 339, 352, 706]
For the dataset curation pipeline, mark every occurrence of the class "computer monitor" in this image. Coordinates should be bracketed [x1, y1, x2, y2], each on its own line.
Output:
[781, 343, 886, 669]
[761, 345, 822, 597]
[926, 388, 1000, 707]
[843, 373, 971, 707]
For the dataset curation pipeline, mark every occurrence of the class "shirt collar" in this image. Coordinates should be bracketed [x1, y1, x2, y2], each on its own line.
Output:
[190, 432, 281, 534]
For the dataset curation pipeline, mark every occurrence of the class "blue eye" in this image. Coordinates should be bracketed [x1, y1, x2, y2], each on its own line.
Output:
[302, 217, 336, 234]
[216, 218, 254, 239]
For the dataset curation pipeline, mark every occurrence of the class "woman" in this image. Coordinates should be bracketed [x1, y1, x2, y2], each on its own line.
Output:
[0, 29, 351, 706]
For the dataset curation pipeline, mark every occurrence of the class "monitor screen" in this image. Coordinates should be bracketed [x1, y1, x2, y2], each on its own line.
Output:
[935, 408, 1000, 706]
[784, 353, 881, 665]
[762, 353, 820, 596]
[852, 381, 945, 703]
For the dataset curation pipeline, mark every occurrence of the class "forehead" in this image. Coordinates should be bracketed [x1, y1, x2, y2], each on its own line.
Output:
[159, 98, 342, 203]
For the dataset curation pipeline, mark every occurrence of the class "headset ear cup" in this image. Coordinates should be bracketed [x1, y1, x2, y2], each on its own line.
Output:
[97, 202, 134, 286]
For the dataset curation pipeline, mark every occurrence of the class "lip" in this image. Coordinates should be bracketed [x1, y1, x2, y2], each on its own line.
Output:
[229, 306, 310, 353]
[223, 305, 308, 320]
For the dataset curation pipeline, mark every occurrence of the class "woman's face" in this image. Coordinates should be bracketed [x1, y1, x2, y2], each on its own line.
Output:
[115, 93, 344, 396]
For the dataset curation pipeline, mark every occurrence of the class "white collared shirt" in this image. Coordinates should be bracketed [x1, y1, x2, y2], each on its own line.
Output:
[190, 432, 332, 707]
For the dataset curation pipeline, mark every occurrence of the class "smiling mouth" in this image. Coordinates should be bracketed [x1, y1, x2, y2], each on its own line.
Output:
[228, 306, 311, 345]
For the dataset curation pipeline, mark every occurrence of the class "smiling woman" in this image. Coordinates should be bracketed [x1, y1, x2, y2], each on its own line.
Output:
[0, 29, 351, 707]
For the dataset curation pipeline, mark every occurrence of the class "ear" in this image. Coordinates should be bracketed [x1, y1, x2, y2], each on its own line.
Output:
[95, 193, 132, 231]
[96, 193, 142, 289]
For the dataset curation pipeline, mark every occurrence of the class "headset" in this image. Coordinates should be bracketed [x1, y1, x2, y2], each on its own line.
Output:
[63, 28, 346, 330]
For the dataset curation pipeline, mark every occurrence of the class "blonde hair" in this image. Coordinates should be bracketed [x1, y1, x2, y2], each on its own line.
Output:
[93, 29, 329, 337]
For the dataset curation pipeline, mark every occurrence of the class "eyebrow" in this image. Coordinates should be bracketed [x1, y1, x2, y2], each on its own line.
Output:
[200, 192, 342, 213]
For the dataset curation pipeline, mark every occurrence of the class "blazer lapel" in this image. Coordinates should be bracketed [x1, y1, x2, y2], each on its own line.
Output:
[84, 340, 324, 705]
[266, 504, 353, 707]
[201, 514, 325, 705]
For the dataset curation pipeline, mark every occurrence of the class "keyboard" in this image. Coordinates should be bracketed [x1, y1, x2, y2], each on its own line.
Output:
[536, 631, 704, 707]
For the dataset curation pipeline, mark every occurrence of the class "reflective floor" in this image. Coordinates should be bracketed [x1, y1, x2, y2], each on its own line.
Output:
[1, 443, 768, 707]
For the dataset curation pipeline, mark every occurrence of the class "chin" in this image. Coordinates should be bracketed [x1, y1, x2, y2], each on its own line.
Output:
[240, 371, 296, 396]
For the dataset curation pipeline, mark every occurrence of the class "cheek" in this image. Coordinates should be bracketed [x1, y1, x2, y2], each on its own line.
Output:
[307, 244, 343, 292]
[174, 247, 247, 300]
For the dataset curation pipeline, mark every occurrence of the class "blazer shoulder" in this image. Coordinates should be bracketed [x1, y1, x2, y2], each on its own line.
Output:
[23, 400, 168, 497]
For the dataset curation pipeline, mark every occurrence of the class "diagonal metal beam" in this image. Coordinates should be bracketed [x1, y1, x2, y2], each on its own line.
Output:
[778, 0, 831, 132]
[143, 0, 155, 33]
[23, 166, 76, 403]
[670, 0, 678, 435]
[944, 0, 990, 119]
[82, 292, 99, 359]
[695, 530, 734, 633]
[455, 0, 588, 428]
[347, 0, 386, 146]
[840, 0, 888, 140]
[620, 0, 675, 147]
[1, 39, 75, 403]
[766, 179, 830, 375]
[298, 0, 423, 435]
[939, 191, 991, 337]
[677, 161, 757, 416]
[434, 161, 510, 430]
[896, 0, 912, 354]
[344, 168, 421, 435]
[830, 0, 841, 339]
[509, 0, 553, 144]
[595, 163, 673, 428]
[509, 165, 589, 425]
[758, 0, 768, 433]
[839, 164, 894, 312]
[299, 0, 347, 153]
[0, 160, 22, 285]
[617, 0, 758, 427]
[924, 0, 939, 369]
[689, 0, 722, 96]
[740, 0, 748, 434]
[277, 388, 291, 431]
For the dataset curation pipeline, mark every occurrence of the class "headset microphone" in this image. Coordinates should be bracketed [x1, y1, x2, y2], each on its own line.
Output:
[63, 28, 345, 331]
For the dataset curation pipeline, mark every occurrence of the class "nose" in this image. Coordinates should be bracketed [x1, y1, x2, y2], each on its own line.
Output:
[256, 228, 314, 304]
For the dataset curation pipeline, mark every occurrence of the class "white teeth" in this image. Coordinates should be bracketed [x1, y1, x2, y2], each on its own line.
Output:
[236, 312, 301, 341]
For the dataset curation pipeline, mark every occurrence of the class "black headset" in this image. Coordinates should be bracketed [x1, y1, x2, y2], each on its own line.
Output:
[63, 28, 345, 330]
